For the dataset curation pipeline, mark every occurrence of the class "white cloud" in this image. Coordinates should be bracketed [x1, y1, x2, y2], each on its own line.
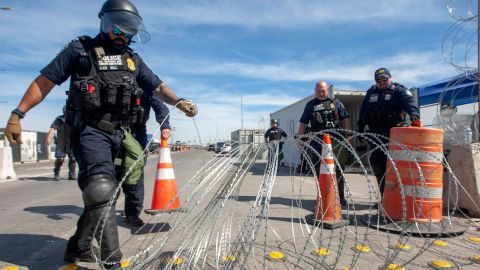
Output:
[138, 0, 448, 28]
[156, 50, 457, 86]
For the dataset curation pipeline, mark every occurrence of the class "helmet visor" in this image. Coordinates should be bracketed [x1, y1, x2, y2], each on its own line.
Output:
[101, 11, 150, 44]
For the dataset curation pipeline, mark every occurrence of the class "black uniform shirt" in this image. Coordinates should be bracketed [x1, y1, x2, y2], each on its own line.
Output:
[299, 98, 349, 130]
[264, 127, 287, 142]
[40, 35, 163, 97]
[358, 83, 420, 133]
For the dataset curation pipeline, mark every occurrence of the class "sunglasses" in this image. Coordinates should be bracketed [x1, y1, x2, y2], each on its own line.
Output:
[112, 27, 134, 39]
[375, 77, 389, 83]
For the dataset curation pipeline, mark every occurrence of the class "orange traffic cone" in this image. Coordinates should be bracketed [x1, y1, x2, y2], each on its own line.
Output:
[306, 134, 348, 229]
[145, 136, 181, 215]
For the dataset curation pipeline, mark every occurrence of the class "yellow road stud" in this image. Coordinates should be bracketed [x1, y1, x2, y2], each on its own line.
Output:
[166, 257, 183, 265]
[387, 263, 406, 270]
[391, 243, 412, 251]
[432, 240, 448, 247]
[121, 259, 131, 267]
[429, 260, 453, 269]
[468, 237, 480, 244]
[267, 251, 285, 261]
[222, 255, 236, 262]
[354, 245, 371, 253]
[470, 255, 480, 264]
[1, 267, 20, 270]
[312, 247, 329, 256]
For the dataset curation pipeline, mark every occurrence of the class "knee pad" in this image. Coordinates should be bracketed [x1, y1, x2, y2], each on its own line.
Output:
[82, 174, 117, 209]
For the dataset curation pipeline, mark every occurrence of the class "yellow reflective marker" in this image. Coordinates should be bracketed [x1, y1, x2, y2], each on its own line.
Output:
[387, 263, 406, 270]
[222, 255, 236, 262]
[468, 237, 480, 244]
[432, 240, 448, 247]
[166, 257, 183, 265]
[354, 244, 371, 253]
[312, 247, 329, 256]
[267, 251, 285, 260]
[429, 260, 453, 269]
[57, 264, 78, 270]
[391, 243, 412, 251]
[340, 268, 350, 270]
[121, 259, 131, 267]
[1, 266, 20, 270]
[471, 255, 480, 264]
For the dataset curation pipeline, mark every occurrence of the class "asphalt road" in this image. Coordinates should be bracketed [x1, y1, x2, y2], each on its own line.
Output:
[1, 149, 480, 270]
[0, 149, 209, 270]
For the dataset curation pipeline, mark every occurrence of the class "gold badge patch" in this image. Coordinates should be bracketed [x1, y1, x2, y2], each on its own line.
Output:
[126, 58, 135, 71]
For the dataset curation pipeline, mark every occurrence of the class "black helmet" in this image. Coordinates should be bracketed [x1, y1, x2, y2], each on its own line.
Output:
[98, 0, 140, 18]
[271, 119, 279, 125]
[98, 0, 150, 44]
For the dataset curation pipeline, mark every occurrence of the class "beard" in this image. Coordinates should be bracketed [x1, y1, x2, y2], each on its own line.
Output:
[101, 33, 130, 53]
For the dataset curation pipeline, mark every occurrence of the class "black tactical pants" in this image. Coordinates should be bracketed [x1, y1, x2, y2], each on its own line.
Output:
[67, 124, 123, 264]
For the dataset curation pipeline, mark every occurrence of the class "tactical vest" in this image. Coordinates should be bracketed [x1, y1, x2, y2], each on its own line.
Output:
[267, 128, 283, 141]
[66, 36, 144, 133]
[309, 99, 340, 132]
[363, 83, 404, 132]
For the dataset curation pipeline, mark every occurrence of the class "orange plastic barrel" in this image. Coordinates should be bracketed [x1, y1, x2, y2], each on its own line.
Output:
[382, 127, 444, 223]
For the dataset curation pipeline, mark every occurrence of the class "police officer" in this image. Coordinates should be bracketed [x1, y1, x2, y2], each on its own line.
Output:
[122, 94, 171, 227]
[4, 1, 198, 268]
[358, 68, 421, 200]
[265, 119, 287, 143]
[264, 119, 288, 167]
[297, 80, 351, 206]
[45, 108, 76, 180]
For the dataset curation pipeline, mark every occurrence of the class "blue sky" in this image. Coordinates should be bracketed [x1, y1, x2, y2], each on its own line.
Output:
[0, 0, 476, 143]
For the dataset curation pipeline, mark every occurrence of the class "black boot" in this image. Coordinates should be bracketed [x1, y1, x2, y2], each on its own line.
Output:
[54, 158, 64, 180]
[68, 158, 77, 180]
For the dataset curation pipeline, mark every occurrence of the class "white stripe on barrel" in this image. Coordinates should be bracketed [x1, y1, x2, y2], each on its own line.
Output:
[388, 149, 443, 163]
[403, 185, 442, 199]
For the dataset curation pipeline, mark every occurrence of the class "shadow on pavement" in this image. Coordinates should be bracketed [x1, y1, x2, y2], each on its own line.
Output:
[0, 233, 67, 269]
[24, 205, 83, 220]
[18, 176, 56, 181]
[117, 218, 171, 235]
[234, 195, 315, 212]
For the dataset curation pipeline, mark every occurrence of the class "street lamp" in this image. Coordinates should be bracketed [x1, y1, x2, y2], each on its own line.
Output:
[1, 6, 12, 10]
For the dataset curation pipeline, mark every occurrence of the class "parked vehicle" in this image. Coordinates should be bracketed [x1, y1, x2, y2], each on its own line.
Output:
[207, 144, 215, 151]
[221, 143, 232, 154]
[215, 142, 225, 153]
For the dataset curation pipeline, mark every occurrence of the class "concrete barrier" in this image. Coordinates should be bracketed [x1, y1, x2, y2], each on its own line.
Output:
[447, 143, 480, 217]
[0, 140, 17, 180]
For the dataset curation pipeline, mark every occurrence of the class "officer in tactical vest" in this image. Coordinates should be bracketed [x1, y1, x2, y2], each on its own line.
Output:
[46, 107, 76, 181]
[265, 119, 288, 167]
[358, 68, 421, 201]
[122, 93, 171, 227]
[298, 80, 351, 206]
[4, 1, 198, 268]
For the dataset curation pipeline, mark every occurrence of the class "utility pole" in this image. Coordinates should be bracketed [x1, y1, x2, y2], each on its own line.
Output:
[241, 95, 244, 129]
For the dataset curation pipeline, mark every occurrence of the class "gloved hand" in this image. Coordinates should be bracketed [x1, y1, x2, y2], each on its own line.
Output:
[5, 113, 22, 144]
[411, 116, 422, 127]
[161, 128, 171, 140]
[176, 98, 198, 117]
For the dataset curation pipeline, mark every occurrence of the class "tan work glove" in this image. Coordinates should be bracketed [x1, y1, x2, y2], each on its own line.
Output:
[5, 113, 22, 144]
[176, 98, 198, 117]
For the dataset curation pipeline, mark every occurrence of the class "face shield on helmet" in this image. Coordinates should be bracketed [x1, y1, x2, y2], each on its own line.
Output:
[100, 10, 150, 44]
